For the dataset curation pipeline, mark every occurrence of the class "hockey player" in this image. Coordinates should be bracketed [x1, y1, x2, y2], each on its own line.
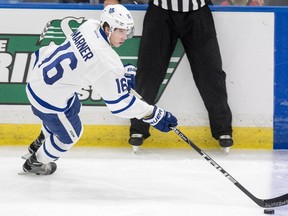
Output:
[21, 4, 178, 175]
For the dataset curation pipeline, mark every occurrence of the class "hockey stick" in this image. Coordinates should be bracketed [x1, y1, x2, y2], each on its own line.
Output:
[129, 89, 288, 207]
[172, 127, 288, 208]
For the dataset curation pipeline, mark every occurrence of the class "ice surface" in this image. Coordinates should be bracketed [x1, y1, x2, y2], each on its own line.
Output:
[0, 146, 288, 216]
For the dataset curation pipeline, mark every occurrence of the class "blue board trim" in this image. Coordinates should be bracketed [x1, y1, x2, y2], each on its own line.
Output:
[0, 2, 148, 10]
[273, 12, 288, 149]
[0, 3, 287, 12]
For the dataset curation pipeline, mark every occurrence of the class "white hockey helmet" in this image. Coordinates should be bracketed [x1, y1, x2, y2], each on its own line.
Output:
[100, 4, 134, 39]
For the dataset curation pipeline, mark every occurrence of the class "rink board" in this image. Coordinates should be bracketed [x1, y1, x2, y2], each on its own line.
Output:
[0, 4, 287, 149]
[0, 124, 273, 149]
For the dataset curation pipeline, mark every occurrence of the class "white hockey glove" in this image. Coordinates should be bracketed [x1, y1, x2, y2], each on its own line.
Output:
[143, 106, 178, 132]
[124, 63, 136, 91]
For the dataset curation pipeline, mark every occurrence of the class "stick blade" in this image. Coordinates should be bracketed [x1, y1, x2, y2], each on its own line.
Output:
[262, 193, 288, 208]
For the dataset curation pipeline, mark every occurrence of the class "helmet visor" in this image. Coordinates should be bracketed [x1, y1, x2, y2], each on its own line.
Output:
[113, 27, 134, 39]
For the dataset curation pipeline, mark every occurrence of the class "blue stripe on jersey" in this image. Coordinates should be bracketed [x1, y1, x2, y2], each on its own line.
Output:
[27, 83, 74, 112]
[104, 93, 130, 104]
[111, 95, 136, 114]
[33, 50, 39, 69]
[99, 28, 109, 44]
[50, 135, 67, 153]
[38, 41, 71, 68]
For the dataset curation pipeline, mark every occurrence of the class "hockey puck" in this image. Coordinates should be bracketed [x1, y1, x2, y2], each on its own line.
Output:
[264, 209, 275, 214]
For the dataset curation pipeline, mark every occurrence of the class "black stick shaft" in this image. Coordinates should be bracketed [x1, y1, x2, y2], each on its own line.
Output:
[172, 127, 288, 208]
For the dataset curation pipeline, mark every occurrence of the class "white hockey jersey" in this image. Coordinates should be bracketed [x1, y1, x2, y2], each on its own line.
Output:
[26, 19, 153, 119]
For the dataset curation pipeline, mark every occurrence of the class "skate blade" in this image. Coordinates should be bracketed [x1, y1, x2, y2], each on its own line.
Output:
[21, 152, 32, 160]
[132, 146, 140, 154]
[222, 147, 230, 153]
[18, 171, 40, 175]
[18, 171, 29, 175]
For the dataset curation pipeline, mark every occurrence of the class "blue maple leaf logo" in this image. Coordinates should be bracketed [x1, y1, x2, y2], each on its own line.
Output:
[109, 8, 115, 14]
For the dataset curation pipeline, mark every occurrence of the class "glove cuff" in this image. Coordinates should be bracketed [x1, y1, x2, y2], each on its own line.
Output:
[143, 106, 165, 126]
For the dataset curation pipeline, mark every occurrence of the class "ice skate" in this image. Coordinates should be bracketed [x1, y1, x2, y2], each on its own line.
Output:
[218, 135, 233, 153]
[21, 131, 45, 160]
[20, 153, 57, 175]
[129, 134, 144, 153]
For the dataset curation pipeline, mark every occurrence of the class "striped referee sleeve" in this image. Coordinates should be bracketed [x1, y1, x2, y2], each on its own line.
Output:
[152, 0, 207, 12]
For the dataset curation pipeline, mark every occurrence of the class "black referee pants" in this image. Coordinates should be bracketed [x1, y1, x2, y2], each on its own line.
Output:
[130, 3, 232, 140]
